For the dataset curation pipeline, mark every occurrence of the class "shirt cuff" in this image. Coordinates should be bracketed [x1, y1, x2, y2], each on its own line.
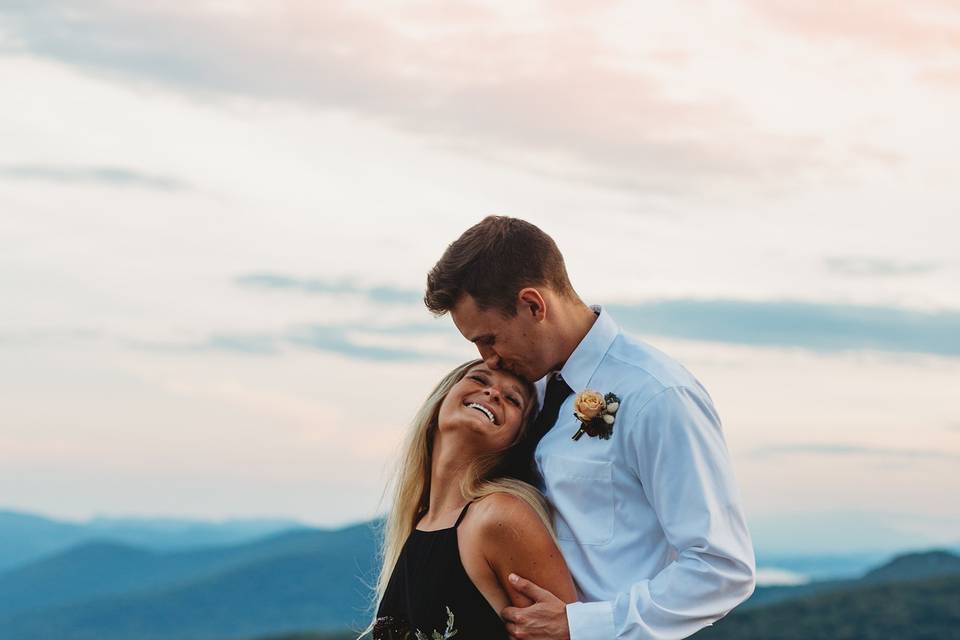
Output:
[566, 600, 615, 640]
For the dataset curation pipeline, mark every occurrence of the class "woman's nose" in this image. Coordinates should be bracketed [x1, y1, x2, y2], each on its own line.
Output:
[483, 386, 502, 402]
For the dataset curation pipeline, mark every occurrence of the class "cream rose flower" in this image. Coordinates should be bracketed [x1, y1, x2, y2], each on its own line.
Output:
[574, 389, 606, 421]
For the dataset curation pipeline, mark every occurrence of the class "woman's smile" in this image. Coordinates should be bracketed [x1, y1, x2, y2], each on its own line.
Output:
[463, 400, 499, 425]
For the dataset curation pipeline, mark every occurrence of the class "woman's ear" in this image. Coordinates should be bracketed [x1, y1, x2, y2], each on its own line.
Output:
[517, 288, 547, 321]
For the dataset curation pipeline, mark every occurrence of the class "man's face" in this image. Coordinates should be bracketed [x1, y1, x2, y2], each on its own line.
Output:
[450, 294, 548, 382]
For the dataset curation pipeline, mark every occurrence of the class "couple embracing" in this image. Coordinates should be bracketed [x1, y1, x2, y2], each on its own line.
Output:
[370, 217, 755, 640]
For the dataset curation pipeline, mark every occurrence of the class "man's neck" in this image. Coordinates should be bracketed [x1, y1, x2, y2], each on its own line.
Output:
[548, 300, 599, 372]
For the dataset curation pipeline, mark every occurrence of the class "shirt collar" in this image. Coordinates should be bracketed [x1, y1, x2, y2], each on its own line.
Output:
[556, 305, 620, 394]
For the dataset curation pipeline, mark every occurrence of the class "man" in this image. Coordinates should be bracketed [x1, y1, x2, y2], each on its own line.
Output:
[424, 216, 755, 640]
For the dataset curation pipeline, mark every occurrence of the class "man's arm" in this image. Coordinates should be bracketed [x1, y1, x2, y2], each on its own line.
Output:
[567, 385, 756, 640]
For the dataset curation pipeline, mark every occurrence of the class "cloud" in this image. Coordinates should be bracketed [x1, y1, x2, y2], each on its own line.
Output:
[743, 0, 960, 55]
[231, 275, 960, 358]
[743, 2, 960, 96]
[285, 325, 431, 361]
[607, 300, 960, 357]
[235, 273, 422, 305]
[748, 443, 960, 460]
[0, 1, 838, 198]
[0, 164, 188, 190]
[824, 256, 940, 277]
[920, 65, 960, 90]
[132, 325, 435, 362]
[202, 334, 279, 356]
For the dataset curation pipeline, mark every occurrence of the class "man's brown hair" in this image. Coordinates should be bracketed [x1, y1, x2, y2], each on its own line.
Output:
[424, 216, 575, 316]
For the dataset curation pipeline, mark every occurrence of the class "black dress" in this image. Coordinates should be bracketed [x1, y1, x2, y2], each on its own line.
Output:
[374, 502, 508, 640]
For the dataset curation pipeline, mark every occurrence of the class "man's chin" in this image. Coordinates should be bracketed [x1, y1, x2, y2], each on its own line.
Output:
[506, 364, 538, 383]
[527, 366, 555, 382]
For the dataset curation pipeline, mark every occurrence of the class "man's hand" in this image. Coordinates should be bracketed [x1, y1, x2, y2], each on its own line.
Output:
[500, 573, 571, 640]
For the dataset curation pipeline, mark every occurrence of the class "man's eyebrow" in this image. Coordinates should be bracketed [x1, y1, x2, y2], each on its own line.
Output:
[469, 333, 495, 344]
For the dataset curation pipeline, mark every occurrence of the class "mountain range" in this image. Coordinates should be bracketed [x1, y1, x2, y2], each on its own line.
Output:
[0, 514, 379, 640]
[0, 509, 304, 573]
[1, 507, 957, 640]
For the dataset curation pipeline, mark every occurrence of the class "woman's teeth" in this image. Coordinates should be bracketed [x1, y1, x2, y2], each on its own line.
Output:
[466, 402, 495, 424]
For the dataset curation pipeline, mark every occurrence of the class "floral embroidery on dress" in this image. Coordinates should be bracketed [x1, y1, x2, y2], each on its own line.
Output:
[374, 606, 458, 640]
[373, 615, 409, 640]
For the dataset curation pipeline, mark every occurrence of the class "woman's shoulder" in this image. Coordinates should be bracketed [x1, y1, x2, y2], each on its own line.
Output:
[459, 491, 576, 606]
[461, 492, 551, 544]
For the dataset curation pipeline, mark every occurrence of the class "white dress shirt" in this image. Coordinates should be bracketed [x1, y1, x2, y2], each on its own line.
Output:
[534, 306, 756, 640]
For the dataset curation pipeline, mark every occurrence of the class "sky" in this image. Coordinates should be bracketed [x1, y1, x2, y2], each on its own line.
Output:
[1, 1, 959, 556]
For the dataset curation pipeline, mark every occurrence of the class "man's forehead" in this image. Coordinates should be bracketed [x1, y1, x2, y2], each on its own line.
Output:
[453, 293, 482, 316]
[451, 296, 497, 332]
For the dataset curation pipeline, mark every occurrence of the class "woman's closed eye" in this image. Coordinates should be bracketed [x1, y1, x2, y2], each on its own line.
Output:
[469, 374, 522, 408]
[469, 373, 489, 386]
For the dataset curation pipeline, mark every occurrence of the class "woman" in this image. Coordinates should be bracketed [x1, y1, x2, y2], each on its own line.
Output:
[371, 359, 577, 640]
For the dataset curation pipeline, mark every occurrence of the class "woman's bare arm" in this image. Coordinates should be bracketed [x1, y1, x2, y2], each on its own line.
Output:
[470, 493, 577, 607]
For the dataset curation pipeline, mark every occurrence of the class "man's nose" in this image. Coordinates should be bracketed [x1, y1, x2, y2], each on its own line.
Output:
[478, 346, 501, 370]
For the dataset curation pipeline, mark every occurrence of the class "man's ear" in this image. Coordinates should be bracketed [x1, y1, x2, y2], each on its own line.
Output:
[517, 288, 547, 321]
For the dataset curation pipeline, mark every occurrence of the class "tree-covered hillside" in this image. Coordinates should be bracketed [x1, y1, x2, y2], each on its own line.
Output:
[693, 574, 960, 640]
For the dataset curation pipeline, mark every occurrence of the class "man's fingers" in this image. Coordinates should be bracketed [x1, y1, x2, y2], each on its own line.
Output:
[501, 606, 522, 623]
[508, 572, 555, 602]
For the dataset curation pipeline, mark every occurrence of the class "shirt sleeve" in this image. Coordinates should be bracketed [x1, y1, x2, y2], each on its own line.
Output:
[567, 385, 756, 640]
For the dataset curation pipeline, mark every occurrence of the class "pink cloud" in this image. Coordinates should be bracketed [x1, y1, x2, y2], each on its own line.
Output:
[744, 0, 960, 56]
[0, 1, 890, 196]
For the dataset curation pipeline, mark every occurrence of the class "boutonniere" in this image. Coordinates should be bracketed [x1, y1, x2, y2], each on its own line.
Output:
[572, 390, 620, 441]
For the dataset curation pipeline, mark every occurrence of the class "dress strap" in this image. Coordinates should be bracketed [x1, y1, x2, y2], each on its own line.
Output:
[453, 501, 473, 528]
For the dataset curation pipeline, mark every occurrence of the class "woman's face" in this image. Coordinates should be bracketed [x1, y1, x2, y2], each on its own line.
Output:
[437, 363, 534, 452]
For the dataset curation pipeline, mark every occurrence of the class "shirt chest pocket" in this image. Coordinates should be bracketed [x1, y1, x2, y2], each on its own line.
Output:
[543, 455, 615, 546]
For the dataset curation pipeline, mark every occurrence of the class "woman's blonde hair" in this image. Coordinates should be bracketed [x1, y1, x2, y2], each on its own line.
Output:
[371, 359, 553, 616]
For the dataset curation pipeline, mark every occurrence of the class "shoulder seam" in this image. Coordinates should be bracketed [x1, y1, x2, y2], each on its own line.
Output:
[629, 384, 700, 422]
[603, 350, 672, 390]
